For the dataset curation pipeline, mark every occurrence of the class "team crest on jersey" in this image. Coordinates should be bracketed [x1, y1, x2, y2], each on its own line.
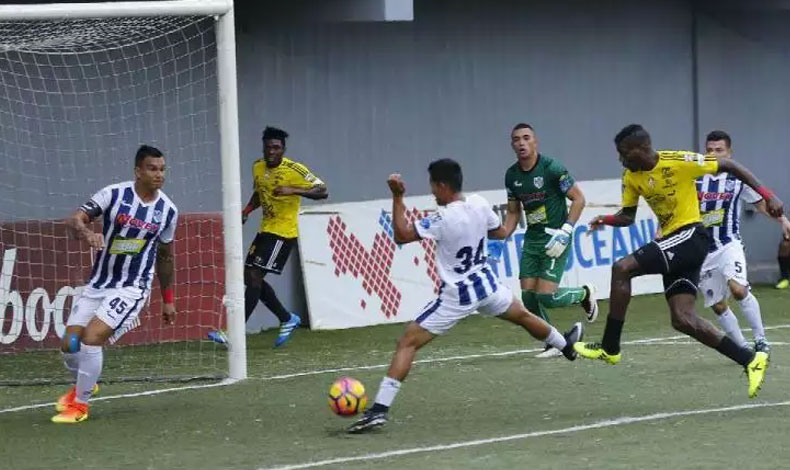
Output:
[725, 180, 736, 192]
[648, 176, 656, 189]
[533, 176, 544, 189]
[153, 210, 163, 223]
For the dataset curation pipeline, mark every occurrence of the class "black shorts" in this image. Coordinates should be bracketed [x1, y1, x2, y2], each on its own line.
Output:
[245, 232, 296, 275]
[632, 224, 711, 298]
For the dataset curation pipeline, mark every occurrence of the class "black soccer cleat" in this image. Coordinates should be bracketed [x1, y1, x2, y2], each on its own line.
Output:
[561, 322, 584, 361]
[347, 410, 388, 434]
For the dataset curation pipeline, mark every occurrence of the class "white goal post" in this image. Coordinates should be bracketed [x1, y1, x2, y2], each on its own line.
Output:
[0, 0, 246, 382]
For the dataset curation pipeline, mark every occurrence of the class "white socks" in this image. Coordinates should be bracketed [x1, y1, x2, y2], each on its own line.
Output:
[373, 376, 402, 408]
[737, 293, 765, 341]
[75, 344, 103, 404]
[544, 327, 567, 351]
[62, 351, 80, 382]
[717, 308, 747, 347]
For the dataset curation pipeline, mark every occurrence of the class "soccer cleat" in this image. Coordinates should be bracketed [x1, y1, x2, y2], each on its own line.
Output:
[55, 384, 99, 412]
[581, 284, 599, 323]
[274, 313, 301, 348]
[776, 279, 789, 290]
[51, 402, 89, 424]
[561, 322, 584, 361]
[347, 410, 388, 434]
[535, 345, 563, 358]
[573, 341, 621, 365]
[746, 351, 769, 398]
[207, 329, 228, 345]
[754, 339, 771, 354]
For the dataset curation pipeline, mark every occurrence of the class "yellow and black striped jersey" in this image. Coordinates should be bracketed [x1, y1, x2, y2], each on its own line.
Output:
[622, 150, 718, 236]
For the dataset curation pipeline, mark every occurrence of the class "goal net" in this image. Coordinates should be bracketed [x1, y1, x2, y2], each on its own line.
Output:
[0, 9, 242, 385]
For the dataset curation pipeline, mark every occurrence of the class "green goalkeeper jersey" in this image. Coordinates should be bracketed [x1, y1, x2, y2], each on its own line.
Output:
[504, 154, 575, 243]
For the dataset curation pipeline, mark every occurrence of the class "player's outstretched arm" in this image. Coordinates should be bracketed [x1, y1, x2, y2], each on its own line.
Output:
[388, 174, 420, 244]
[589, 206, 637, 230]
[65, 209, 104, 250]
[156, 242, 176, 325]
[717, 158, 783, 217]
[565, 183, 586, 226]
[753, 200, 790, 239]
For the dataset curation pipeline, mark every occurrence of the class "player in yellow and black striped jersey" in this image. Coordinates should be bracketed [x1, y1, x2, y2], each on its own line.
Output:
[208, 126, 327, 348]
[574, 124, 783, 398]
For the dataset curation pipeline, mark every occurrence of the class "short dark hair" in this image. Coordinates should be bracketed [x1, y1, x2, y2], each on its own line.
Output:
[512, 123, 534, 133]
[705, 130, 731, 148]
[135, 145, 164, 167]
[614, 124, 651, 147]
[428, 158, 463, 192]
[262, 126, 289, 144]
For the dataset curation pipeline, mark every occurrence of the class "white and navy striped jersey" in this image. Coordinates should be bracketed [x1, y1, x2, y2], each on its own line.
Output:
[414, 194, 502, 306]
[696, 172, 762, 253]
[80, 181, 178, 291]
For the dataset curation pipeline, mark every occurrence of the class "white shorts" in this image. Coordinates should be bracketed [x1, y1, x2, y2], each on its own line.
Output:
[67, 285, 149, 343]
[699, 242, 748, 308]
[415, 280, 514, 335]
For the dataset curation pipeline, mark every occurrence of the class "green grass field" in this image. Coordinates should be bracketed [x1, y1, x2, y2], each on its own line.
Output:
[2, 286, 790, 470]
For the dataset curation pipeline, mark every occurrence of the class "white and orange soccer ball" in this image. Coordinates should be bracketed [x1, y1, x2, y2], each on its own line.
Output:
[328, 377, 367, 417]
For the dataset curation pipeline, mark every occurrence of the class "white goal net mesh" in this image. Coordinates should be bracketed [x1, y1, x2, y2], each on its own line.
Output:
[0, 15, 229, 385]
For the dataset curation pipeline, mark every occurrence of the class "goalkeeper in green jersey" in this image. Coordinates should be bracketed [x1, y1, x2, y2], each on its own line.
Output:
[491, 123, 598, 358]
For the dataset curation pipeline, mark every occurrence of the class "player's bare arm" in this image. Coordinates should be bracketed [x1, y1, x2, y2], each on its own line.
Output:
[717, 158, 783, 217]
[388, 174, 420, 244]
[156, 241, 176, 325]
[242, 192, 260, 224]
[493, 199, 521, 239]
[273, 182, 329, 200]
[66, 209, 104, 250]
[753, 200, 790, 239]
[589, 206, 637, 230]
[565, 183, 586, 225]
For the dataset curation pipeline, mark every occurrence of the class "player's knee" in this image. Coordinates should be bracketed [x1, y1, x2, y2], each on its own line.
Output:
[670, 310, 695, 334]
[80, 331, 105, 346]
[612, 259, 632, 279]
[730, 283, 748, 300]
[711, 301, 728, 315]
[61, 332, 82, 353]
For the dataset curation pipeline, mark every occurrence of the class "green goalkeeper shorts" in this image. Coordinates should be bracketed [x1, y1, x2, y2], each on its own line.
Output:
[519, 240, 571, 283]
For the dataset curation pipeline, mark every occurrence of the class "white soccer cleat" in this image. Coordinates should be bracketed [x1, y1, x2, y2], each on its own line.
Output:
[535, 346, 563, 358]
[582, 284, 599, 323]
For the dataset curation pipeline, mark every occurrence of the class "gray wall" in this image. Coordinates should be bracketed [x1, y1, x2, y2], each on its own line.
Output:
[2, 1, 788, 329]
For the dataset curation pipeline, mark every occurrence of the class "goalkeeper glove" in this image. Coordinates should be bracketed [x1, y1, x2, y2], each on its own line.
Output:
[544, 223, 573, 258]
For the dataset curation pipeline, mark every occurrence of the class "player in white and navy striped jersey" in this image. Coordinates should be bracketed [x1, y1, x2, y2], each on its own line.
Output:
[348, 159, 583, 433]
[697, 131, 790, 353]
[52, 145, 179, 424]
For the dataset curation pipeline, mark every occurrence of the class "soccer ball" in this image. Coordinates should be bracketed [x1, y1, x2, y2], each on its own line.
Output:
[328, 377, 367, 417]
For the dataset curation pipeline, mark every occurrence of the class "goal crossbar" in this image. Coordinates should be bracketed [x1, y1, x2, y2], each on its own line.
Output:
[0, 0, 231, 20]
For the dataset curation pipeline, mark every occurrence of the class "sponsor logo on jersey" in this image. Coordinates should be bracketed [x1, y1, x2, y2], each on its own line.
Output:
[698, 191, 734, 201]
[115, 213, 160, 233]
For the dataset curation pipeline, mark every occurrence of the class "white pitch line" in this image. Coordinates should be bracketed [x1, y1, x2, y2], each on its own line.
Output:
[258, 400, 790, 470]
[4, 324, 790, 415]
[0, 378, 237, 415]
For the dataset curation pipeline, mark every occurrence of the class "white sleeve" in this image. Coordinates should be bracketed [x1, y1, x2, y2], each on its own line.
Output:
[469, 194, 501, 230]
[158, 208, 179, 244]
[414, 212, 444, 241]
[80, 185, 113, 217]
[741, 185, 763, 204]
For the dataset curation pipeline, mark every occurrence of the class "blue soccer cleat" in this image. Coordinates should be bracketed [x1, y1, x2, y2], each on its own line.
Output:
[207, 329, 228, 345]
[274, 313, 301, 348]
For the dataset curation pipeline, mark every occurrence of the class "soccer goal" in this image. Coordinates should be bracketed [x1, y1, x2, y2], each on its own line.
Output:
[0, 0, 246, 385]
